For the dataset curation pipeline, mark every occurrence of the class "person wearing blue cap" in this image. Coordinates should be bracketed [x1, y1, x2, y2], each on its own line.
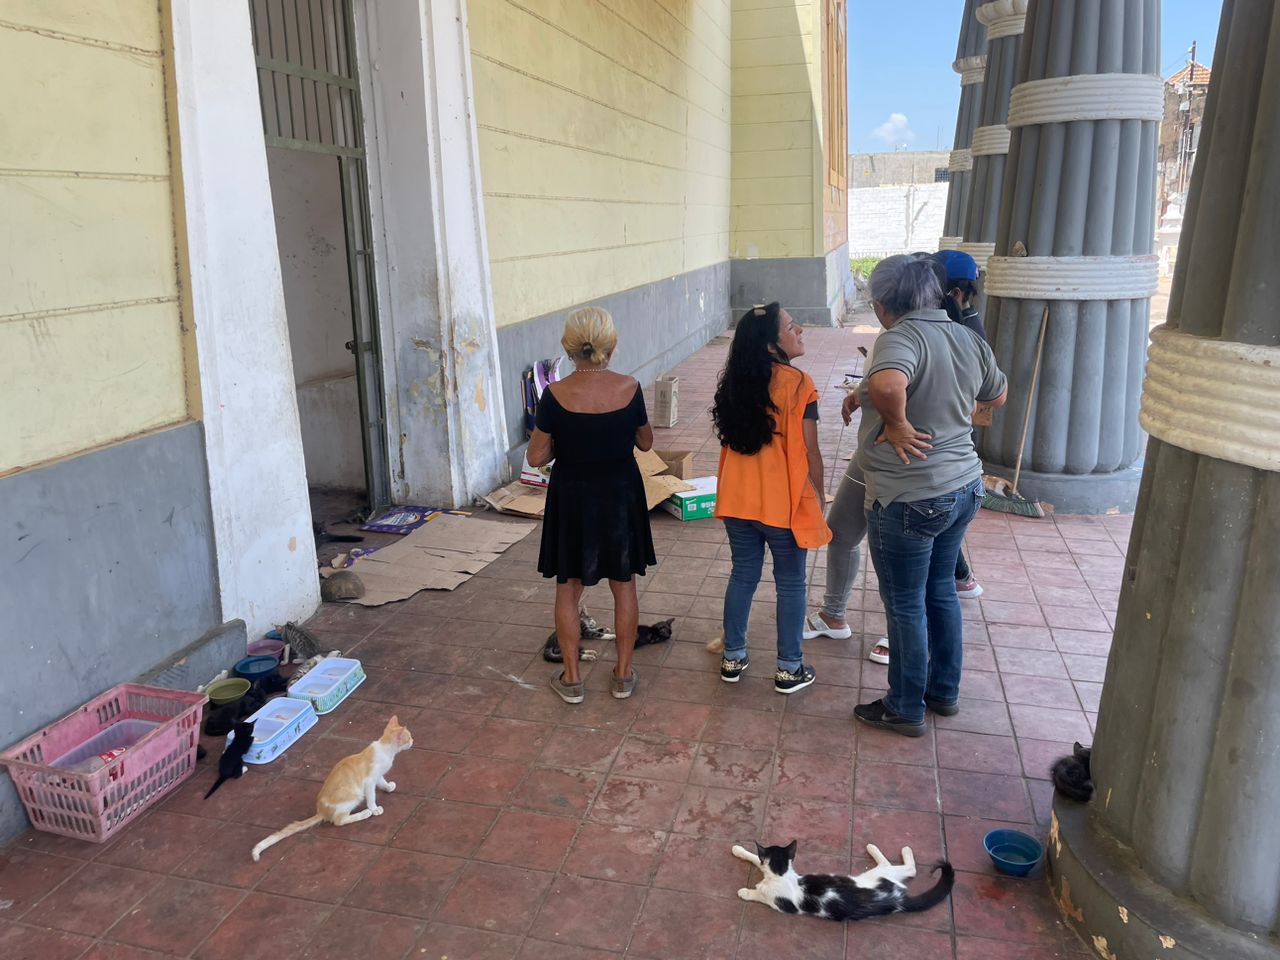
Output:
[933, 249, 985, 341]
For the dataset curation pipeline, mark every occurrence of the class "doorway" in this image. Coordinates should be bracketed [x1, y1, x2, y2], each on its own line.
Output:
[248, 0, 390, 518]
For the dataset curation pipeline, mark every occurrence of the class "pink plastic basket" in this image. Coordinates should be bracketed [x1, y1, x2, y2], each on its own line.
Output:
[0, 683, 207, 843]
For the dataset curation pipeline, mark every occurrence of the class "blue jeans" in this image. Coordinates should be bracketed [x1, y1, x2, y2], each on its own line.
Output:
[722, 519, 807, 673]
[867, 479, 983, 722]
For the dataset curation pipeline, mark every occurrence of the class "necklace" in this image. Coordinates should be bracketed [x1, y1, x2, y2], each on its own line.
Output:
[572, 365, 609, 373]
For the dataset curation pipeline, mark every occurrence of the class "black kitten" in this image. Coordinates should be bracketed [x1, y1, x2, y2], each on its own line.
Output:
[203, 685, 266, 738]
[204, 721, 256, 799]
[1051, 742, 1093, 802]
[636, 618, 675, 648]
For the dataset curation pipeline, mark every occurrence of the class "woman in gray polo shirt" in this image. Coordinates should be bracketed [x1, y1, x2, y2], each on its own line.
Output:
[851, 256, 1008, 736]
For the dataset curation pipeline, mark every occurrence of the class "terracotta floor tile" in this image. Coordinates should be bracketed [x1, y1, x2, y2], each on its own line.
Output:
[993, 647, 1068, 679]
[391, 798, 498, 857]
[414, 923, 520, 960]
[771, 751, 854, 803]
[258, 835, 379, 903]
[761, 797, 852, 851]
[613, 735, 698, 782]
[530, 873, 646, 951]
[736, 900, 848, 960]
[700, 704, 784, 747]
[0, 921, 92, 960]
[780, 682, 858, 719]
[173, 819, 291, 887]
[105, 877, 242, 955]
[690, 742, 775, 793]
[0, 848, 82, 917]
[652, 833, 751, 898]
[672, 785, 767, 841]
[563, 822, 666, 885]
[468, 717, 556, 763]
[21, 862, 160, 937]
[631, 699, 712, 740]
[512, 766, 604, 817]
[475, 810, 579, 871]
[845, 923, 954, 960]
[855, 723, 937, 766]
[955, 933, 1089, 959]
[344, 847, 463, 918]
[987, 624, 1056, 649]
[850, 806, 945, 868]
[1008, 705, 1093, 744]
[778, 713, 857, 759]
[939, 770, 1033, 822]
[300, 908, 425, 960]
[194, 892, 331, 960]
[943, 815, 1046, 875]
[591, 775, 685, 830]
[936, 730, 1022, 776]
[981, 601, 1047, 627]
[952, 870, 1075, 944]
[435, 862, 553, 934]
[1041, 604, 1111, 632]
[78, 943, 171, 960]
[97, 810, 220, 874]
[432, 755, 529, 805]
[1051, 629, 1111, 656]
[854, 761, 939, 813]
[1001, 675, 1081, 709]
[629, 887, 741, 959]
[931, 697, 1014, 737]
[515, 939, 619, 960]
[1060, 653, 1108, 682]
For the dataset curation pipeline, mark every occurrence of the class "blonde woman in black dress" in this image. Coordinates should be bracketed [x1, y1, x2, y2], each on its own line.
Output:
[526, 307, 656, 704]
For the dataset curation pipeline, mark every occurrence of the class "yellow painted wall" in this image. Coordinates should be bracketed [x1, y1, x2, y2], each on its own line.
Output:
[730, 0, 821, 260]
[0, 3, 189, 475]
[469, 0, 732, 327]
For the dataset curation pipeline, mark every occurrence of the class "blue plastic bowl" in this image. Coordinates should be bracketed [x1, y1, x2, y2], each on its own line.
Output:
[983, 829, 1044, 877]
[233, 654, 280, 683]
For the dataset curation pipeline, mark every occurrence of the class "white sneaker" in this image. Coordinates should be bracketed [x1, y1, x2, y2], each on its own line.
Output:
[956, 577, 984, 599]
[867, 638, 890, 665]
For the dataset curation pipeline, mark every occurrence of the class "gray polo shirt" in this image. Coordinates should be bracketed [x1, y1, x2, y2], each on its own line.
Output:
[855, 309, 1006, 508]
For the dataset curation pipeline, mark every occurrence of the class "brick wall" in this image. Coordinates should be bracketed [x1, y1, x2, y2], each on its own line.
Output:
[847, 182, 950, 257]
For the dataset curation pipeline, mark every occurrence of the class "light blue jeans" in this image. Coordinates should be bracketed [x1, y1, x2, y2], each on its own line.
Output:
[722, 518, 807, 673]
[866, 479, 983, 721]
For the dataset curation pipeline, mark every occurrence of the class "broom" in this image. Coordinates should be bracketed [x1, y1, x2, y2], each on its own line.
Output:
[982, 305, 1048, 518]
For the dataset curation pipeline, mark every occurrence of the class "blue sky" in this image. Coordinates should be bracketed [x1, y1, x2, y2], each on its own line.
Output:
[849, 0, 1225, 153]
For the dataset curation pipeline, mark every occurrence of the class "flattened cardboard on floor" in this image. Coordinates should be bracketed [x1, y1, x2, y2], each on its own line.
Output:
[328, 513, 535, 605]
[482, 480, 547, 518]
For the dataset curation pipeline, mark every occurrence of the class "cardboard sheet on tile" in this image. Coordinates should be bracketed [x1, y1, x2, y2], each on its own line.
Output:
[635, 448, 696, 510]
[325, 513, 535, 605]
[482, 481, 547, 519]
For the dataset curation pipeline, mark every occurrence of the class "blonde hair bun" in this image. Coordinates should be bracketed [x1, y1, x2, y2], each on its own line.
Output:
[561, 306, 618, 367]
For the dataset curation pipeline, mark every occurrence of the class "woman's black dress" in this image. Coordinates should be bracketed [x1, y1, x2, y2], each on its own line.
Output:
[535, 384, 656, 585]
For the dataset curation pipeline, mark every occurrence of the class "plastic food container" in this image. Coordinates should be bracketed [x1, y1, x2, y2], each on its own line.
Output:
[287, 657, 365, 715]
[231, 697, 316, 764]
[247, 638, 286, 658]
[233, 655, 280, 684]
[983, 829, 1044, 877]
[206, 678, 251, 705]
[0, 684, 206, 842]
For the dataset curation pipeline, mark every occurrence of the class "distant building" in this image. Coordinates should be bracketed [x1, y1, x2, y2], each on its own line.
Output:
[847, 151, 951, 257]
[1155, 60, 1210, 277]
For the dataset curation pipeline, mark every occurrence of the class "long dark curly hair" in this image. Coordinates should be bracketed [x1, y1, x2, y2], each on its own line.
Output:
[712, 302, 787, 455]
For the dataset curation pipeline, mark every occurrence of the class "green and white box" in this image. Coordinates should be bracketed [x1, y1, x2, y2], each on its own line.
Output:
[661, 476, 717, 521]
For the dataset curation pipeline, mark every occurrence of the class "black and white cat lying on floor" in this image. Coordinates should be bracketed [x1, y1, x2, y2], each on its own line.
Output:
[542, 611, 675, 662]
[732, 841, 954, 922]
[1051, 742, 1093, 801]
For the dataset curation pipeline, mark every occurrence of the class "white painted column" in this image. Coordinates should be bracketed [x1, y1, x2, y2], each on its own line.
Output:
[360, 0, 510, 508]
[168, 0, 319, 636]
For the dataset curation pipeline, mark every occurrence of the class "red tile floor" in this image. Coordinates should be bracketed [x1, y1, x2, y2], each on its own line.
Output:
[0, 328, 1120, 959]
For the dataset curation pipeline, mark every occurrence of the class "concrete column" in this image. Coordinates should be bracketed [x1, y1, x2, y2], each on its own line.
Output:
[169, 0, 321, 635]
[977, 0, 1161, 513]
[955, 0, 1028, 269]
[358, 0, 510, 508]
[1048, 4, 1280, 958]
[940, 0, 988, 248]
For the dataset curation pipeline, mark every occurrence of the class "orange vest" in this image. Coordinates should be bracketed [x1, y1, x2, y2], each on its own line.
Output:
[715, 364, 832, 549]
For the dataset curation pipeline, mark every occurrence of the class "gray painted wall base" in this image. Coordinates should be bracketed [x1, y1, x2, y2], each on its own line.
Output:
[496, 261, 731, 456]
[135, 620, 247, 691]
[0, 422, 223, 844]
[730, 245, 852, 328]
[1049, 802, 1280, 960]
[982, 461, 1143, 515]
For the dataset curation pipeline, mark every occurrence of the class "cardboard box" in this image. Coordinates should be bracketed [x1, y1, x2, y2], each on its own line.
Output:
[482, 480, 547, 519]
[653, 375, 678, 427]
[519, 455, 552, 487]
[972, 406, 994, 427]
[655, 449, 694, 480]
[523, 448, 697, 509]
[660, 476, 717, 521]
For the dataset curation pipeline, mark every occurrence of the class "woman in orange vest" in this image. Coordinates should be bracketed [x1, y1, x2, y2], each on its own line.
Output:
[712, 302, 831, 694]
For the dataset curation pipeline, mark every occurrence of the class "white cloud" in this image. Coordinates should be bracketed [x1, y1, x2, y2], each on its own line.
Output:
[870, 112, 916, 148]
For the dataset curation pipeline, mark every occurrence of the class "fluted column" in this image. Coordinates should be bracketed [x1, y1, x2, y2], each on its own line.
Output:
[1048, 4, 1280, 958]
[940, 1, 988, 248]
[955, 0, 1027, 270]
[977, 0, 1161, 513]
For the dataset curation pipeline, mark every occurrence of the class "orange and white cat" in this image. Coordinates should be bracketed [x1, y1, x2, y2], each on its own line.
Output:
[251, 716, 413, 861]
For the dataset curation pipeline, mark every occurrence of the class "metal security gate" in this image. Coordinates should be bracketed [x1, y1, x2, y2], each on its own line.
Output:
[249, 0, 390, 511]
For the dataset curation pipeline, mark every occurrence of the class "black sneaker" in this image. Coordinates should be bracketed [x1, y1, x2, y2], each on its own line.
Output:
[853, 698, 927, 737]
[774, 664, 816, 694]
[720, 656, 749, 683]
[924, 697, 960, 716]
